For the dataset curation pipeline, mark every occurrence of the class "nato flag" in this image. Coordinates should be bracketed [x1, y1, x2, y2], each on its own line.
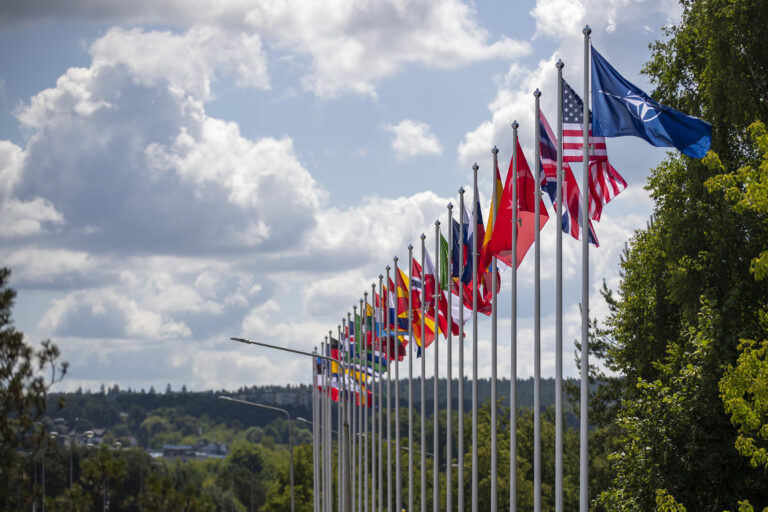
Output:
[591, 46, 712, 158]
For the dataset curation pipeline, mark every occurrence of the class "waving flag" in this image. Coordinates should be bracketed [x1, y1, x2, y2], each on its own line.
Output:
[562, 79, 628, 220]
[591, 46, 712, 159]
[539, 111, 599, 246]
[487, 141, 549, 268]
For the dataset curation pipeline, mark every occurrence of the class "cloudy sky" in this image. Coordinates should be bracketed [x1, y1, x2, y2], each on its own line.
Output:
[0, 0, 680, 392]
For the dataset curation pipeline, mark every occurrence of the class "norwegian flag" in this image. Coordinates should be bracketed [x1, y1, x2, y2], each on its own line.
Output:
[562, 79, 627, 221]
[539, 110, 599, 246]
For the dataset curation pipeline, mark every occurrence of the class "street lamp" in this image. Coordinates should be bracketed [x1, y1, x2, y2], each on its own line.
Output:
[219, 396, 295, 512]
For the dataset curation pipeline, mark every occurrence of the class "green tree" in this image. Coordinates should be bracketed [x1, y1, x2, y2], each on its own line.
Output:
[0, 268, 68, 511]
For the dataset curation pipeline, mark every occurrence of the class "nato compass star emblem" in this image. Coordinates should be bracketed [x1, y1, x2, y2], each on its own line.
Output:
[599, 89, 664, 123]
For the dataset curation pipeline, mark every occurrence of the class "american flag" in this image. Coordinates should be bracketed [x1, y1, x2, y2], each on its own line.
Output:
[562, 79, 607, 162]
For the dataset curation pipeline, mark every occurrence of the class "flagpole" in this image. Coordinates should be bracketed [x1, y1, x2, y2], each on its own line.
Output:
[338, 325, 346, 512]
[364, 293, 370, 512]
[555, 58, 565, 512]
[377, 274, 384, 512]
[446, 203, 454, 512]
[359, 298, 365, 512]
[471, 163, 479, 512]
[491, 146, 499, 512]
[371, 283, 377, 512]
[510, 122, 519, 512]
[313, 348, 320, 512]
[408, 244, 415, 512]
[385, 265, 393, 512]
[433, 219, 441, 512]
[580, 25, 591, 512]
[533, 88, 543, 512]
[457, 188, 466, 512]
[394, 256, 403, 512]
[322, 339, 329, 512]
[334, 328, 343, 512]
[345, 317, 353, 512]
[420, 233, 427, 512]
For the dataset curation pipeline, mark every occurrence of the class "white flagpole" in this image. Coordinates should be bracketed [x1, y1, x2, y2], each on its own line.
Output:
[580, 25, 592, 512]
[458, 188, 466, 512]
[420, 233, 427, 512]
[385, 265, 392, 512]
[471, 163, 479, 512]
[352, 309, 358, 512]
[446, 203, 454, 512]
[555, 59, 565, 512]
[408, 244, 415, 512]
[491, 146, 499, 512]
[371, 283, 377, 512]
[363, 294, 370, 512]
[510, 122, 519, 512]
[394, 257, 403, 512]
[338, 325, 346, 512]
[359, 298, 365, 512]
[378, 274, 384, 512]
[334, 328, 342, 512]
[313, 348, 320, 512]
[345, 318, 353, 512]
[433, 220, 441, 512]
[533, 89, 543, 512]
[322, 339, 329, 512]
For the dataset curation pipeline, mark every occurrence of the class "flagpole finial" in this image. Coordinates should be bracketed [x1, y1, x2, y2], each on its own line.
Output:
[556, 59, 564, 70]
[435, 219, 440, 227]
[459, 187, 465, 195]
[379, 274, 383, 280]
[353, 305, 357, 312]
[492, 146, 499, 155]
[386, 265, 391, 272]
[534, 89, 541, 98]
[394, 256, 399, 263]
[364, 291, 368, 298]
[583, 25, 591, 36]
[472, 163, 478, 173]
[421, 233, 426, 241]
[408, 244, 413, 252]
[448, 203, 453, 211]
[511, 120, 519, 131]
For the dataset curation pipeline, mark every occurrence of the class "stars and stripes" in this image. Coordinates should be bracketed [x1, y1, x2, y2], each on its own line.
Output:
[562, 79, 608, 162]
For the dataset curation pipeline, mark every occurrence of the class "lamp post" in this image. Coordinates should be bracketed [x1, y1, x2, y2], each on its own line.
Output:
[219, 396, 295, 512]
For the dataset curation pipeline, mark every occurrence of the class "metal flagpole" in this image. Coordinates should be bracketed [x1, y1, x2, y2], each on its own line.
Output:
[328, 338, 334, 512]
[510, 122, 520, 512]
[471, 163, 479, 512]
[322, 339, 329, 512]
[580, 25, 591, 512]
[385, 265, 393, 512]
[338, 325, 346, 512]
[394, 257, 402, 512]
[352, 308, 358, 512]
[433, 220, 441, 512]
[313, 348, 320, 512]
[377, 274, 384, 511]
[458, 188, 466, 512]
[408, 244, 415, 512]
[533, 89, 543, 512]
[555, 59, 565, 512]
[371, 284, 377, 512]
[446, 203, 454, 512]
[491, 146, 499, 512]
[420, 233, 427, 512]
[335, 329, 342, 512]
[359, 298, 365, 512]
[345, 317, 354, 512]
[364, 293, 370, 512]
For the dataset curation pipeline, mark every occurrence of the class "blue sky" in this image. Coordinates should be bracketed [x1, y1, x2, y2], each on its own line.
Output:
[0, 0, 680, 391]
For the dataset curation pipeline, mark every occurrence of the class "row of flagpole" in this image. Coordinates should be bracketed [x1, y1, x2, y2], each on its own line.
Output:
[309, 81, 576, 512]
[306, 24, 714, 512]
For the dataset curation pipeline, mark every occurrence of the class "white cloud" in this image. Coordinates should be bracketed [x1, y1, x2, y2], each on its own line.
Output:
[0, 197, 64, 237]
[0, 141, 23, 197]
[384, 119, 443, 160]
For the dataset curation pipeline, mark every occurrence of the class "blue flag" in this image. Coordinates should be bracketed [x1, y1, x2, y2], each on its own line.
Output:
[590, 46, 712, 159]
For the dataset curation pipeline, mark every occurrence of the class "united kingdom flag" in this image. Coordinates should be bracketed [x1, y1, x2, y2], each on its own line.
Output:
[539, 110, 599, 246]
